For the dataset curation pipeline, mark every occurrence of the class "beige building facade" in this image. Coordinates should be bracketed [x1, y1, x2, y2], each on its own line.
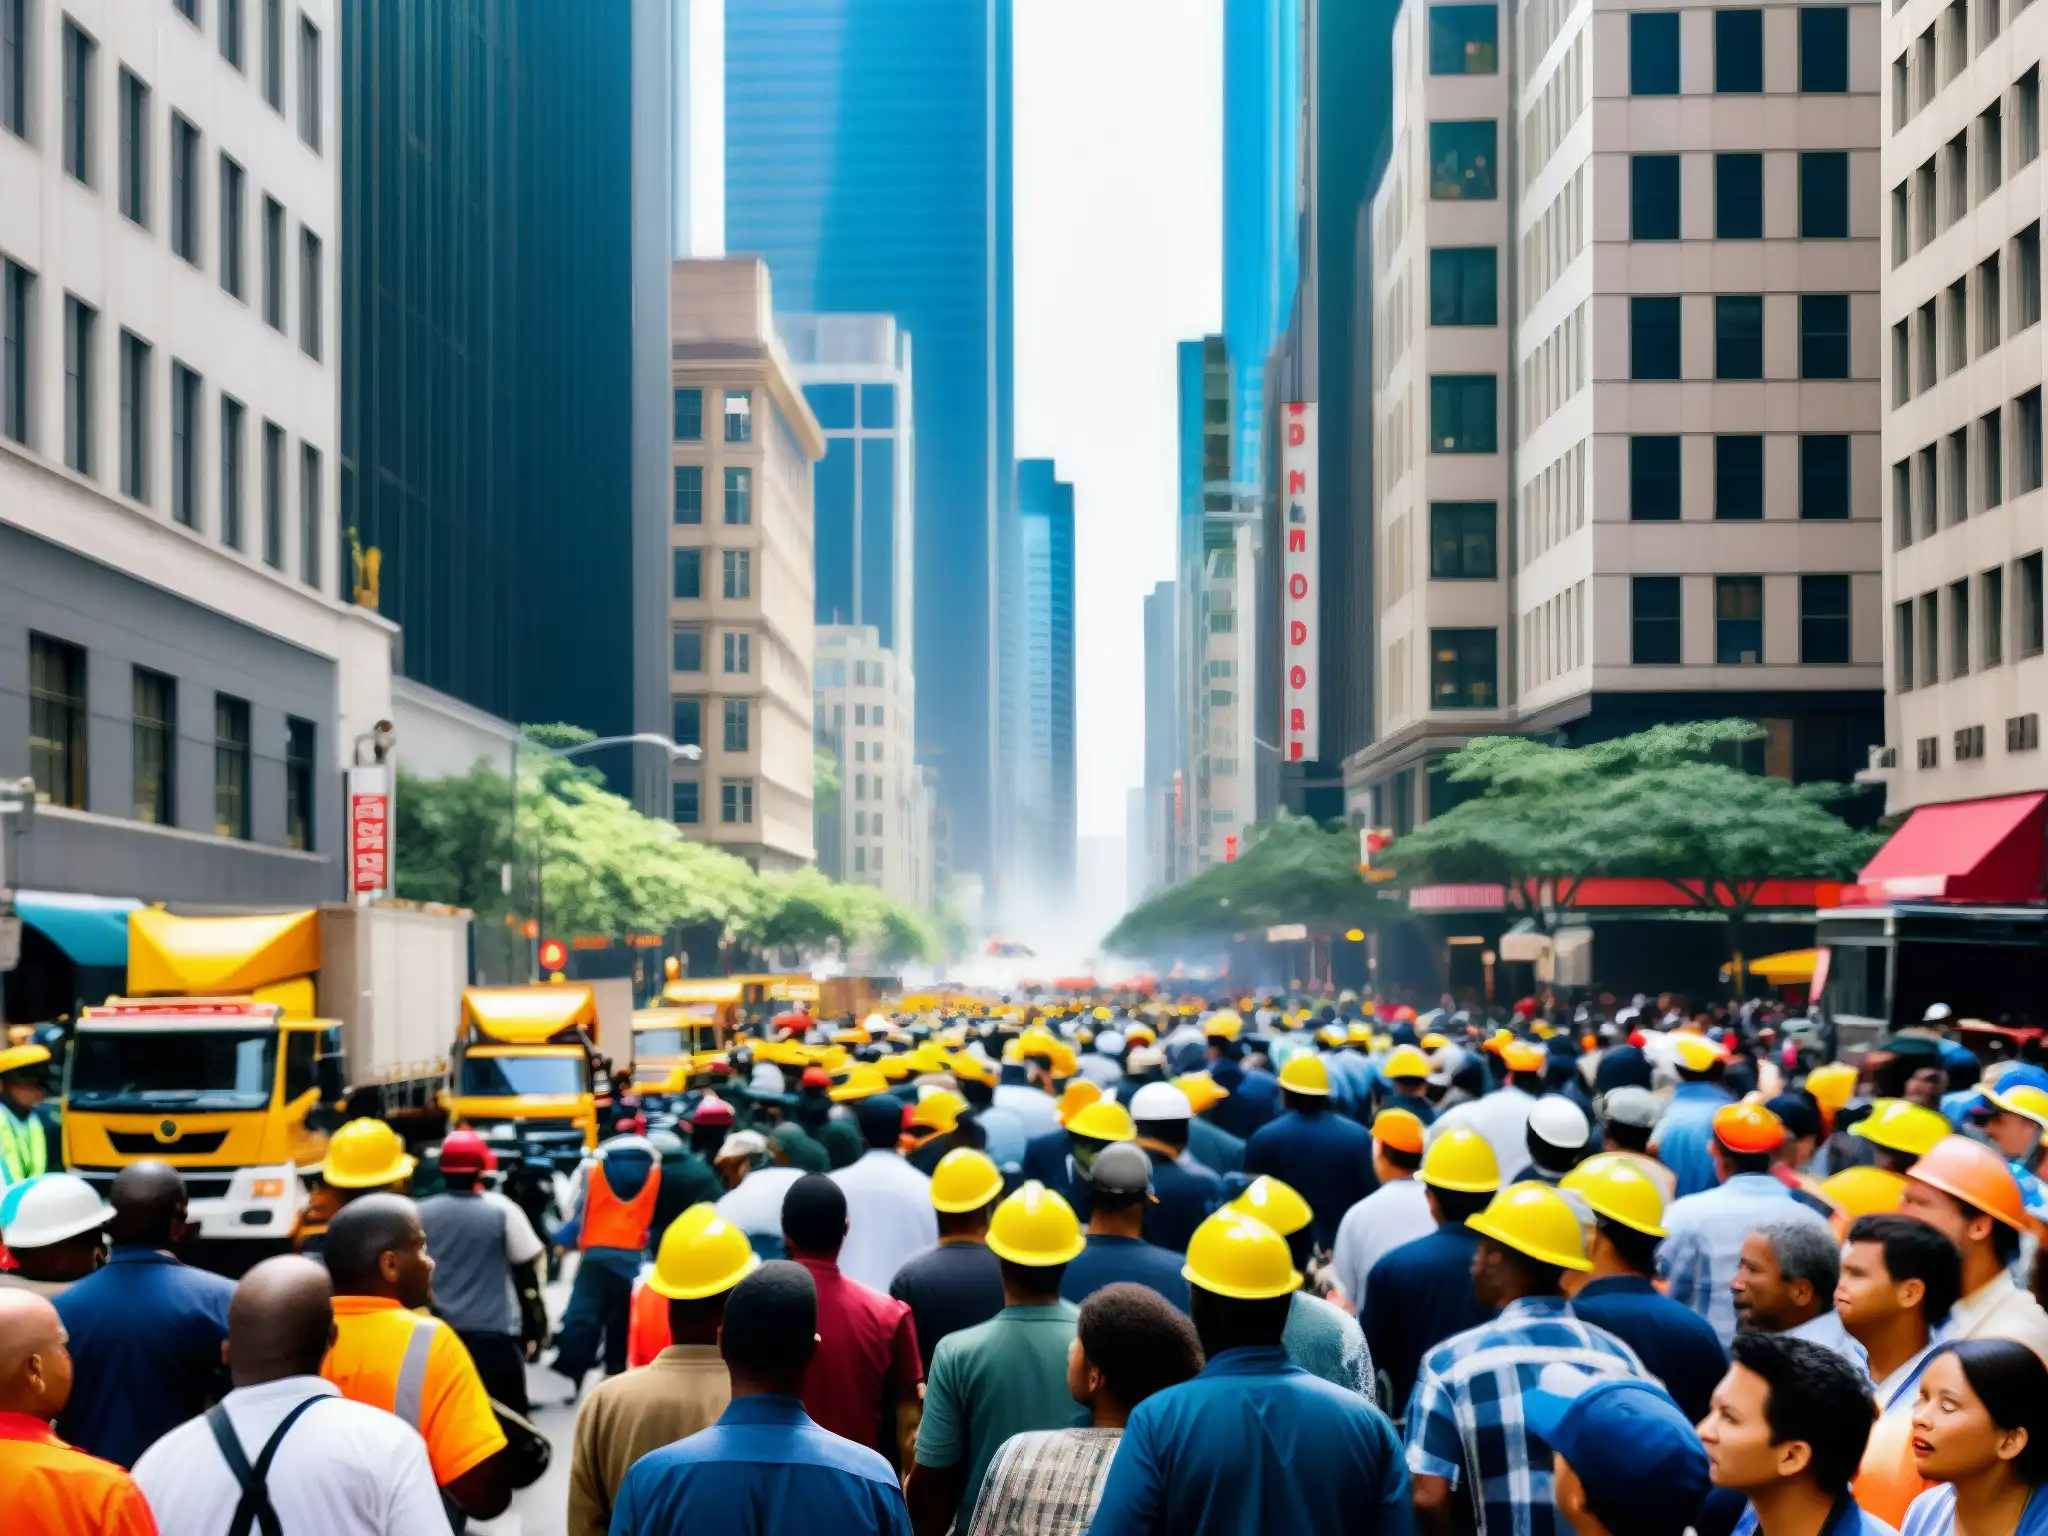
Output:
[668, 258, 823, 870]
[814, 624, 935, 909]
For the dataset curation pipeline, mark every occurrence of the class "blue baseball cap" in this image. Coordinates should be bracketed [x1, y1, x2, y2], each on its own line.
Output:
[1524, 1366, 1709, 1536]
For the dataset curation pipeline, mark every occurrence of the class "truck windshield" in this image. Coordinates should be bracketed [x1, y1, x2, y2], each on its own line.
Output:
[461, 1055, 587, 1098]
[68, 1028, 277, 1111]
[633, 1028, 687, 1059]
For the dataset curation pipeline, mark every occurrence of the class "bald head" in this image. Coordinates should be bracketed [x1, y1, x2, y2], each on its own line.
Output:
[324, 1194, 432, 1308]
[108, 1160, 188, 1247]
[0, 1290, 71, 1420]
[229, 1257, 335, 1386]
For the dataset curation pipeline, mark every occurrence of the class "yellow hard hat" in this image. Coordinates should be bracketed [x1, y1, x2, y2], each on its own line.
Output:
[1203, 1010, 1243, 1042]
[1420, 1031, 1449, 1050]
[1316, 1025, 1348, 1049]
[1469, 1181, 1592, 1271]
[1181, 1209, 1303, 1300]
[1057, 1079, 1104, 1124]
[1125, 1025, 1157, 1047]
[949, 1052, 997, 1087]
[877, 1055, 914, 1083]
[930, 1148, 1005, 1214]
[1820, 1163, 1909, 1218]
[646, 1203, 760, 1300]
[1064, 1098, 1136, 1144]
[829, 1066, 891, 1102]
[1174, 1073, 1230, 1115]
[1421, 1125, 1502, 1193]
[909, 1090, 966, 1134]
[1672, 1034, 1729, 1073]
[1560, 1153, 1668, 1237]
[1092, 1006, 1112, 1021]
[320, 1118, 417, 1190]
[1987, 1082, 2048, 1131]
[1382, 1045, 1431, 1081]
[985, 1181, 1087, 1266]
[1853, 1098, 1952, 1157]
[832, 1026, 872, 1046]
[1347, 1024, 1375, 1046]
[1228, 1175, 1312, 1238]
[1501, 1040, 1548, 1074]
[1277, 1055, 1331, 1097]
[1803, 1062, 1858, 1114]
[0, 1043, 52, 1077]
[1048, 1042, 1079, 1080]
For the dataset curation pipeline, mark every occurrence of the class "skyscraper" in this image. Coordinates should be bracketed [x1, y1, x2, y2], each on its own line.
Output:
[1010, 459, 1076, 906]
[725, 0, 1014, 881]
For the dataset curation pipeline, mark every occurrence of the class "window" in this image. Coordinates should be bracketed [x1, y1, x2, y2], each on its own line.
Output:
[673, 548, 703, 599]
[1429, 502, 1497, 578]
[1716, 9, 1763, 91]
[262, 197, 285, 330]
[1947, 278, 1969, 375]
[1715, 153, 1763, 239]
[1716, 576, 1764, 664]
[261, 421, 284, 567]
[174, 0, 199, 23]
[2019, 551, 2045, 656]
[722, 549, 753, 598]
[118, 70, 149, 225]
[1982, 407, 2004, 508]
[170, 115, 199, 264]
[1429, 4, 1498, 72]
[64, 295, 95, 474]
[673, 625, 704, 672]
[723, 699, 750, 753]
[299, 443, 320, 587]
[1429, 375, 1497, 452]
[1632, 156, 1681, 240]
[298, 229, 321, 358]
[119, 330, 151, 503]
[671, 698, 703, 750]
[1896, 599, 1917, 689]
[1800, 435, 1851, 519]
[724, 391, 752, 442]
[284, 717, 313, 850]
[1948, 578, 1972, 676]
[1633, 577, 1684, 664]
[723, 631, 752, 674]
[1429, 247, 1497, 325]
[1801, 295, 1851, 379]
[673, 388, 702, 440]
[1893, 319, 1910, 405]
[63, 21, 93, 185]
[1984, 567, 2007, 666]
[2016, 223, 2042, 331]
[2022, 68, 2041, 169]
[673, 782, 701, 825]
[1631, 436, 1683, 520]
[1891, 183, 1908, 267]
[1429, 120, 1497, 199]
[724, 466, 753, 524]
[1983, 101, 2005, 197]
[219, 155, 246, 298]
[1631, 12, 1680, 94]
[28, 634, 87, 808]
[1716, 295, 1764, 379]
[132, 667, 176, 826]
[1801, 7, 1849, 92]
[1801, 575, 1852, 663]
[1981, 254, 2003, 353]
[213, 694, 250, 838]
[720, 780, 755, 825]
[1, 0, 24, 139]
[296, 17, 320, 149]
[1430, 629, 1498, 708]
[2, 259, 30, 447]
[262, 0, 283, 112]
[1716, 436, 1765, 519]
[221, 0, 244, 70]
[2019, 388, 2046, 493]
[170, 362, 200, 528]
[1801, 152, 1849, 238]
[1945, 133, 1969, 227]
[219, 395, 245, 548]
[673, 464, 702, 523]
[1632, 297, 1682, 379]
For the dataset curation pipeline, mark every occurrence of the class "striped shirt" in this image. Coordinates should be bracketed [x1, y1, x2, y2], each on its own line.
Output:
[965, 1428, 1122, 1536]
[1405, 1296, 1642, 1536]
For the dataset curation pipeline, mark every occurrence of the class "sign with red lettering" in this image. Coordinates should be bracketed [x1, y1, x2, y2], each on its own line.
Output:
[348, 765, 390, 896]
[1281, 402, 1319, 762]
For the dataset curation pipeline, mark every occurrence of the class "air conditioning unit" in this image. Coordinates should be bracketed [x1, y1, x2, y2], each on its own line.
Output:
[1869, 745, 1898, 770]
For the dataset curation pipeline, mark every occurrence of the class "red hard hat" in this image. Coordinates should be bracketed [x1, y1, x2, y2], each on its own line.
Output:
[439, 1129, 494, 1175]
[690, 1096, 735, 1127]
[801, 1066, 831, 1089]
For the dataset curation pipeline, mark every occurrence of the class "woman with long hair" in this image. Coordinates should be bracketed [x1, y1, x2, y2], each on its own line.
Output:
[1901, 1339, 2048, 1534]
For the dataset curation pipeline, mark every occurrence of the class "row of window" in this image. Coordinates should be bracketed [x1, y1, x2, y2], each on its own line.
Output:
[1894, 553, 2047, 689]
[1628, 7, 1850, 96]
[1629, 575, 1856, 666]
[670, 625, 755, 676]
[672, 548, 755, 601]
[1890, 77, 2040, 267]
[673, 387, 752, 444]
[672, 779, 754, 828]
[1894, 0, 2032, 134]
[673, 464, 753, 525]
[1629, 293, 1854, 381]
[1891, 227, 2040, 405]
[1630, 433, 1854, 521]
[1630, 151, 1851, 242]
[1893, 389, 2045, 549]
[671, 696, 754, 756]
[26, 632, 315, 844]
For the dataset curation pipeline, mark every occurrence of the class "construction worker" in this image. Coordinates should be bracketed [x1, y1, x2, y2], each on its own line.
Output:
[1243, 1055, 1376, 1255]
[1227, 1175, 1374, 1396]
[889, 1149, 1007, 1373]
[1202, 1017, 1280, 1140]
[551, 1126, 664, 1391]
[1648, 1033, 1738, 1195]
[1842, 1214, 1964, 1525]
[994, 1039, 1062, 1140]
[569, 1205, 755, 1536]
[952, 1053, 1027, 1174]
[1698, 1334, 1887, 1536]
[0, 1044, 57, 1188]
[1362, 1125, 1501, 1424]
[1331, 1107, 1436, 1313]
[1730, 1216, 1867, 1369]
[908, 1181, 1085, 1536]
[0, 1173, 112, 1298]
[297, 1118, 417, 1257]
[1175, 1072, 1246, 1176]
[1592, 1086, 1677, 1200]
[830, 1094, 938, 1292]
[1898, 1136, 2048, 1359]
[1061, 1141, 1189, 1311]
[1820, 1098, 1951, 1226]
[1524, 1369, 1712, 1536]
[1127, 1082, 1224, 1253]
[1978, 1073, 2048, 1218]
[1559, 1154, 1727, 1423]
[415, 1128, 546, 1413]
[1407, 1182, 1642, 1536]
[1378, 1044, 1437, 1126]
[1086, 1209, 1411, 1535]
[821, 1068, 890, 1169]
[904, 1091, 981, 1178]
[1020, 1080, 1103, 1190]
[0, 1290, 158, 1535]
[1028, 1093, 1135, 1222]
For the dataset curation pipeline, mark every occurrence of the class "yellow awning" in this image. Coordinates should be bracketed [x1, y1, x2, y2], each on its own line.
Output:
[1750, 948, 1821, 985]
[127, 908, 321, 996]
[462, 985, 597, 1043]
[662, 979, 743, 1006]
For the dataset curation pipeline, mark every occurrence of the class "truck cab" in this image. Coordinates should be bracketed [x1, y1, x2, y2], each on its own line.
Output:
[449, 986, 600, 1162]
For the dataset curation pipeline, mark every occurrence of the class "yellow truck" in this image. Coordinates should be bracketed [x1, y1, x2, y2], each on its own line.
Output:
[448, 985, 601, 1159]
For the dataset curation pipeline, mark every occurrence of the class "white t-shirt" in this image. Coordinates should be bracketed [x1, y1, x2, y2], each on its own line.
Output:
[829, 1149, 939, 1291]
[134, 1376, 451, 1536]
[1330, 1177, 1436, 1311]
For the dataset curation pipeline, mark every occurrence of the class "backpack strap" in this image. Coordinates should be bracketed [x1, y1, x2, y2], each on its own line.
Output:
[208, 1394, 328, 1536]
[393, 1316, 437, 1430]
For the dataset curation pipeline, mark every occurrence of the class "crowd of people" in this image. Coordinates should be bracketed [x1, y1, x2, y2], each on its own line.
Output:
[7, 992, 2048, 1535]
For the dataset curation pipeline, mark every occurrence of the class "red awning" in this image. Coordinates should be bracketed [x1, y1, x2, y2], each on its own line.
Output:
[1848, 792, 2048, 905]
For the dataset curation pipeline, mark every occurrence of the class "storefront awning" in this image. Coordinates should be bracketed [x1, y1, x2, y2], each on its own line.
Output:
[1747, 948, 1820, 985]
[1848, 793, 2048, 905]
[13, 892, 141, 969]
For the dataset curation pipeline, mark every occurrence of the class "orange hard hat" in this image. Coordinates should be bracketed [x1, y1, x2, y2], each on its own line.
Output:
[1712, 1101, 1785, 1155]
[1907, 1135, 2032, 1231]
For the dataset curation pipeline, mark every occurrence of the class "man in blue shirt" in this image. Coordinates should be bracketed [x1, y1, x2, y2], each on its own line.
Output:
[612, 1259, 911, 1536]
[1204, 1033, 1280, 1141]
[53, 1161, 235, 1467]
[1060, 1143, 1190, 1311]
[1649, 1035, 1737, 1197]
[1243, 1056, 1377, 1254]
[1087, 1209, 1415, 1536]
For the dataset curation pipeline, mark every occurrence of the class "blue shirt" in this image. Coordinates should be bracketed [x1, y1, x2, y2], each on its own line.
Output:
[1657, 1173, 1827, 1345]
[1244, 1108, 1378, 1253]
[1902, 1482, 2048, 1536]
[1404, 1296, 1643, 1536]
[1566, 1275, 1728, 1423]
[610, 1394, 911, 1536]
[1206, 1062, 1281, 1140]
[54, 1245, 236, 1467]
[1187, 1116, 1246, 1177]
[1653, 1082, 1736, 1198]
[1086, 1346, 1416, 1536]
[1060, 1233, 1191, 1312]
[1363, 1222, 1493, 1424]
[1732, 1498, 1899, 1536]
[1139, 1146, 1223, 1254]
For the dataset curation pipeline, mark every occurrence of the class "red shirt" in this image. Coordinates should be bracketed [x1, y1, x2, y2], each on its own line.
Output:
[0, 1412, 158, 1536]
[793, 1254, 923, 1459]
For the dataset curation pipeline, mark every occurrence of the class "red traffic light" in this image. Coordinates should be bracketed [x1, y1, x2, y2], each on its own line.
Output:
[538, 938, 567, 972]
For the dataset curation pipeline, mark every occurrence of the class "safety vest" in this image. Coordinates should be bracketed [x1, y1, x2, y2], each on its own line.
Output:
[0, 1107, 48, 1185]
[579, 1159, 659, 1252]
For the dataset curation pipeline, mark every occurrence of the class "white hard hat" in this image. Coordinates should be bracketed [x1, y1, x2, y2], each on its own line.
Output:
[1, 1173, 113, 1250]
[1130, 1082, 1193, 1122]
[1528, 1094, 1591, 1151]
[1922, 1002, 1954, 1025]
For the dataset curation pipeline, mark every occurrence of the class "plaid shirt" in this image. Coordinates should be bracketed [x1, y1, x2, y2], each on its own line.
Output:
[966, 1429, 1121, 1536]
[1404, 1296, 1642, 1536]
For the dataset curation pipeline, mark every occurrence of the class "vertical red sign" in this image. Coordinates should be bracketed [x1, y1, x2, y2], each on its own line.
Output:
[348, 764, 390, 895]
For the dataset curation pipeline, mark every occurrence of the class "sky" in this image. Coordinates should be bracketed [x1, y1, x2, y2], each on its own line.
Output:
[1014, 0, 1224, 843]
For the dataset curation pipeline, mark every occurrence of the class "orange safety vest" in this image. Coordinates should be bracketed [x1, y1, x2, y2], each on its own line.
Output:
[580, 1158, 660, 1252]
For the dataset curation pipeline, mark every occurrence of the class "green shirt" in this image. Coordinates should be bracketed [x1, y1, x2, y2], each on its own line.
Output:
[916, 1300, 1081, 1527]
[819, 1118, 865, 1170]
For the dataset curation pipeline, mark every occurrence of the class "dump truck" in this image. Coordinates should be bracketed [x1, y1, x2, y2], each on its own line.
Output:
[447, 985, 602, 1162]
